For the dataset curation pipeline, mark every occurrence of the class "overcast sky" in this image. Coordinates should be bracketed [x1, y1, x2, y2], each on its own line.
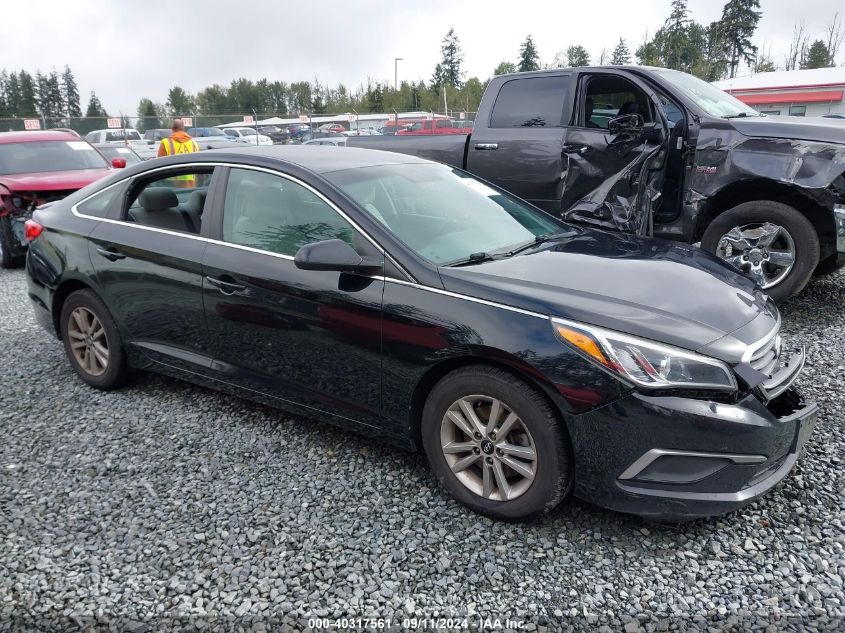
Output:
[1, 0, 842, 114]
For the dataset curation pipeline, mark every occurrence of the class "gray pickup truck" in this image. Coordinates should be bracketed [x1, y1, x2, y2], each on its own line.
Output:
[348, 66, 845, 300]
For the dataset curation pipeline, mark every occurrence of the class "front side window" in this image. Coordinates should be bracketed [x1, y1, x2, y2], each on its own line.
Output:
[124, 169, 213, 234]
[582, 75, 654, 129]
[325, 163, 569, 265]
[0, 140, 108, 175]
[490, 76, 569, 128]
[222, 168, 355, 256]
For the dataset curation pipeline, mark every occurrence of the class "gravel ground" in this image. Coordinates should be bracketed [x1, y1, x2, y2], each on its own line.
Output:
[0, 266, 843, 633]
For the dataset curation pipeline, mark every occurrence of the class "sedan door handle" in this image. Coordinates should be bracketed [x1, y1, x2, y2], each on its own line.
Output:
[562, 144, 590, 155]
[206, 276, 246, 294]
[96, 247, 126, 261]
[474, 143, 498, 150]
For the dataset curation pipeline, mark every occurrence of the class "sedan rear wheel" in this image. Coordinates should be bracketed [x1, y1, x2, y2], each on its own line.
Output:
[422, 366, 572, 520]
[60, 289, 128, 390]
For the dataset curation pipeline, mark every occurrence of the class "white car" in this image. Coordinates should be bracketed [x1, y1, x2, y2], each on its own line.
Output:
[221, 127, 273, 146]
[83, 128, 158, 160]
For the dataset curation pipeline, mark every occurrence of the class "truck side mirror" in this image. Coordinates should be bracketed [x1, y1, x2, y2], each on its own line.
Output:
[608, 114, 644, 138]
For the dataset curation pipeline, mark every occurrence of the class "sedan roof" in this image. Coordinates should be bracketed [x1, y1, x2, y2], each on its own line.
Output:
[197, 145, 430, 174]
[0, 130, 83, 144]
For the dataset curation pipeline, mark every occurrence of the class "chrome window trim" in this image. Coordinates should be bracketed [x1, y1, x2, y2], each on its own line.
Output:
[618, 448, 767, 481]
[70, 160, 414, 281]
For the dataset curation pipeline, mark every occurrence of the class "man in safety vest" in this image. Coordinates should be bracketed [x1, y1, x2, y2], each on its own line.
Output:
[158, 119, 200, 157]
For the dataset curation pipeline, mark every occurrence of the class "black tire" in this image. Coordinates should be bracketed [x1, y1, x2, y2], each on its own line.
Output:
[700, 201, 820, 301]
[0, 216, 23, 269]
[421, 366, 573, 521]
[59, 289, 128, 390]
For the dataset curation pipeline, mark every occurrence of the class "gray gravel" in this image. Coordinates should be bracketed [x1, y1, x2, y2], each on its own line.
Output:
[0, 266, 843, 632]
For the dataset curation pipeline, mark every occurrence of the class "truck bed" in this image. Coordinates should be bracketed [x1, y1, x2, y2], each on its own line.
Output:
[345, 134, 470, 170]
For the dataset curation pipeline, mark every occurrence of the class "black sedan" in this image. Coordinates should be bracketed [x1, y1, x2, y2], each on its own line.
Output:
[24, 146, 817, 521]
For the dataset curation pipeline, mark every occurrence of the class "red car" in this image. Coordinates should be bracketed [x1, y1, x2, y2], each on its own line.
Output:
[0, 130, 121, 267]
[396, 118, 469, 135]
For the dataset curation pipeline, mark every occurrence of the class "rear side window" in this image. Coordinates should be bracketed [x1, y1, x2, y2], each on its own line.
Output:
[490, 76, 569, 128]
[76, 184, 123, 219]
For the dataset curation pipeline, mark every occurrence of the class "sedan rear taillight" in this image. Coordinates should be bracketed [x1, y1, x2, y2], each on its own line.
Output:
[24, 219, 44, 241]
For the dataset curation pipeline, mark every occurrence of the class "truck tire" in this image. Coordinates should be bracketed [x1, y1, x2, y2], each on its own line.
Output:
[0, 216, 23, 269]
[701, 201, 819, 301]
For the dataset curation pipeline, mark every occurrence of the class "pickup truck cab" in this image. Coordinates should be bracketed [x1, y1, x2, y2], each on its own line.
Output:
[348, 67, 845, 300]
[84, 128, 158, 160]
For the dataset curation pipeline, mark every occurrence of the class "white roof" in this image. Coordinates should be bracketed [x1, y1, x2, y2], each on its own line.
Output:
[714, 67, 845, 92]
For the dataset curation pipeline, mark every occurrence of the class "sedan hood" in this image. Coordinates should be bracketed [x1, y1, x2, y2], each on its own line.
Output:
[438, 230, 778, 354]
[0, 168, 111, 192]
[731, 115, 845, 145]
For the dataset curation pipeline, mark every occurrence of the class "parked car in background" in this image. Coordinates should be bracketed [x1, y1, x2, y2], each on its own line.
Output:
[84, 128, 157, 160]
[93, 144, 142, 166]
[397, 118, 467, 135]
[0, 130, 119, 267]
[257, 125, 290, 144]
[349, 66, 845, 299]
[24, 146, 816, 522]
[222, 127, 273, 145]
[342, 127, 381, 136]
[186, 127, 240, 150]
[287, 124, 313, 142]
[378, 119, 424, 135]
[302, 137, 347, 146]
[317, 123, 346, 134]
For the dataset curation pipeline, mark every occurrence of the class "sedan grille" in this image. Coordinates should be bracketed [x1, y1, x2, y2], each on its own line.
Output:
[746, 328, 803, 402]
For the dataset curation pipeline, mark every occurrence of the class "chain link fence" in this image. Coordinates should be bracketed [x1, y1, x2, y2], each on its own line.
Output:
[0, 111, 477, 136]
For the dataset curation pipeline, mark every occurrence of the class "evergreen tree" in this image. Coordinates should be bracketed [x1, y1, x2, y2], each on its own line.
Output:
[85, 91, 107, 118]
[566, 45, 591, 67]
[166, 86, 195, 115]
[663, 0, 690, 69]
[61, 65, 82, 118]
[610, 38, 631, 64]
[717, 0, 762, 78]
[46, 70, 64, 118]
[493, 61, 516, 75]
[367, 83, 384, 113]
[517, 35, 540, 72]
[311, 92, 327, 115]
[136, 98, 160, 132]
[802, 40, 832, 68]
[17, 71, 38, 117]
[437, 28, 464, 88]
[0, 71, 8, 118]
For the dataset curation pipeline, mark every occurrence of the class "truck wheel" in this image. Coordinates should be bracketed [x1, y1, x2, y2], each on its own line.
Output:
[701, 201, 819, 301]
[421, 366, 573, 521]
[0, 216, 23, 269]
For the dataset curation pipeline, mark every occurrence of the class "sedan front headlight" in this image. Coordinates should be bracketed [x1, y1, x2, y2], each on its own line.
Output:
[551, 317, 737, 392]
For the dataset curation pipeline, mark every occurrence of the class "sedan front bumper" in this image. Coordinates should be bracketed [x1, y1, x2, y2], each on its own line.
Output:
[567, 387, 818, 522]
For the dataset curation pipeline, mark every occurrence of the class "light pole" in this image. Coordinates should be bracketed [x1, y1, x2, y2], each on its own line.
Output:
[394, 57, 403, 91]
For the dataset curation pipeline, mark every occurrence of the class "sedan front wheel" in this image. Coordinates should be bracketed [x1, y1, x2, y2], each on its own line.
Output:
[422, 366, 572, 520]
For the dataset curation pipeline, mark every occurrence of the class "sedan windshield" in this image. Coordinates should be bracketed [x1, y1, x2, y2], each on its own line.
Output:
[325, 163, 571, 265]
[654, 69, 761, 118]
[0, 140, 108, 175]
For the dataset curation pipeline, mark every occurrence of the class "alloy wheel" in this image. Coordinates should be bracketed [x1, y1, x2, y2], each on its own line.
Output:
[67, 307, 109, 377]
[715, 222, 796, 290]
[440, 395, 537, 501]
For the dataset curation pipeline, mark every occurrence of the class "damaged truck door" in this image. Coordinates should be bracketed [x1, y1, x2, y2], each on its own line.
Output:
[561, 71, 669, 235]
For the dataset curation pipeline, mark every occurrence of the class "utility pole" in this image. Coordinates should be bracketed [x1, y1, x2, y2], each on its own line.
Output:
[394, 57, 403, 91]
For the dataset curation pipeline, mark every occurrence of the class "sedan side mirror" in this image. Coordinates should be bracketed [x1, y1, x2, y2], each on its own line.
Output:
[111, 157, 127, 169]
[294, 239, 381, 272]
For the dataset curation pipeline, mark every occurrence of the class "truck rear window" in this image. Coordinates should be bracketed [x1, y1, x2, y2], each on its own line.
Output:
[490, 76, 569, 128]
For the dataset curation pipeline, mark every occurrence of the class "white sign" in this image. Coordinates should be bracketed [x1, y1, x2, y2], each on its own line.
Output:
[180, 117, 193, 127]
[426, 113, 434, 120]
[242, 115, 254, 124]
[106, 118, 122, 129]
[298, 114, 309, 123]
[387, 113, 396, 122]
[459, 112, 466, 119]
[23, 119, 41, 130]
[347, 114, 355, 122]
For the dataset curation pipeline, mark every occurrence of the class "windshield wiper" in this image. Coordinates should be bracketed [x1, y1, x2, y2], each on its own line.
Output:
[444, 251, 500, 267]
[723, 112, 760, 119]
[506, 231, 569, 256]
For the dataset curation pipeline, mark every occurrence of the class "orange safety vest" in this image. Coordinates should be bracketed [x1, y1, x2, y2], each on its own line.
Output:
[161, 136, 200, 187]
